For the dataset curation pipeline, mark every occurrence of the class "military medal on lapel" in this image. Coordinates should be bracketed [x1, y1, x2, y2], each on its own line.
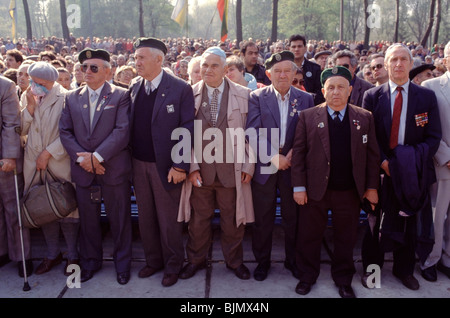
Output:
[290, 99, 298, 117]
[352, 119, 361, 130]
[415, 112, 428, 127]
[97, 96, 107, 111]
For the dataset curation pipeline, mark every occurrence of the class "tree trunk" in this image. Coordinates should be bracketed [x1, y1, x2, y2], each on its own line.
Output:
[421, 0, 436, 47]
[394, 0, 399, 42]
[433, 0, 441, 45]
[59, 0, 70, 41]
[236, 0, 242, 44]
[23, 0, 32, 40]
[139, 0, 145, 37]
[363, 0, 370, 49]
[271, 0, 278, 44]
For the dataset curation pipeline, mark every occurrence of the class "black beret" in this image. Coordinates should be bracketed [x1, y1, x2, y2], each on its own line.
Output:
[409, 63, 435, 80]
[134, 37, 167, 55]
[314, 50, 332, 60]
[78, 49, 110, 64]
[264, 50, 295, 70]
[320, 66, 353, 87]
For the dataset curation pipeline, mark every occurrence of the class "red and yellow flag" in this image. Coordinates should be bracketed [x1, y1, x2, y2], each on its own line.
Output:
[217, 0, 228, 42]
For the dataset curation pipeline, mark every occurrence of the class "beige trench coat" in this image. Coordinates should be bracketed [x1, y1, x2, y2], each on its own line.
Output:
[21, 83, 78, 219]
[178, 77, 255, 227]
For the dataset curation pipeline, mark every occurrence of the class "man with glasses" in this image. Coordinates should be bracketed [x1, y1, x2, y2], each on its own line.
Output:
[59, 48, 133, 285]
[369, 54, 388, 86]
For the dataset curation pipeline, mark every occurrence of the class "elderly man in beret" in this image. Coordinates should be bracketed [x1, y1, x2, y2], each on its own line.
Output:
[291, 66, 380, 298]
[246, 50, 314, 282]
[128, 37, 195, 287]
[178, 46, 254, 281]
[20, 62, 80, 276]
[59, 48, 133, 285]
[410, 63, 436, 86]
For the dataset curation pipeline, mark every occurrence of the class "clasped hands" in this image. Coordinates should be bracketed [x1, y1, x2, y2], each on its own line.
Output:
[77, 152, 105, 175]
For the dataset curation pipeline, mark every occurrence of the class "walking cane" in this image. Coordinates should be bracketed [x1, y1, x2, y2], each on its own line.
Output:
[0, 161, 30, 291]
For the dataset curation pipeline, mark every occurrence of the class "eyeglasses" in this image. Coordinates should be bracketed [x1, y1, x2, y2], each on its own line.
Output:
[292, 78, 304, 85]
[364, 72, 372, 76]
[371, 64, 383, 71]
[81, 64, 100, 73]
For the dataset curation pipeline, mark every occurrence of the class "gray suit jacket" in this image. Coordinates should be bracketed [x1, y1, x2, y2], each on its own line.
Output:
[422, 72, 450, 180]
[59, 81, 131, 187]
[0, 76, 22, 173]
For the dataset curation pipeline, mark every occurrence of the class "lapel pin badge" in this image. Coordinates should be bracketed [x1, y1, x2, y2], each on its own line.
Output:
[202, 102, 208, 108]
[167, 104, 175, 113]
[362, 134, 368, 144]
[318, 122, 325, 128]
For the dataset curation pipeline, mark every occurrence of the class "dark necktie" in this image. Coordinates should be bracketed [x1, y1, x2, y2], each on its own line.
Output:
[390, 86, 403, 149]
[333, 111, 341, 124]
[210, 88, 220, 127]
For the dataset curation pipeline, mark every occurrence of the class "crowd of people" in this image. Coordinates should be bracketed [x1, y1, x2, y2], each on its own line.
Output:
[0, 32, 449, 298]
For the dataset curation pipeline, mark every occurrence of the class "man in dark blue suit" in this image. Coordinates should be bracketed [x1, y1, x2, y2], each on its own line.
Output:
[129, 38, 195, 287]
[246, 51, 314, 281]
[60, 49, 133, 285]
[362, 43, 441, 291]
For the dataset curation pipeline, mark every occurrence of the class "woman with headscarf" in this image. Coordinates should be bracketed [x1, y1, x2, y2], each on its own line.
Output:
[20, 61, 79, 276]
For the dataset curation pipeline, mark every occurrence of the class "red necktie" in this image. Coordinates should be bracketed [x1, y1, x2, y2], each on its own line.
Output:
[389, 86, 403, 149]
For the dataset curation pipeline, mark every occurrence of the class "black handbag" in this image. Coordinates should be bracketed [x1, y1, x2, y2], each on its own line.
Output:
[20, 168, 77, 229]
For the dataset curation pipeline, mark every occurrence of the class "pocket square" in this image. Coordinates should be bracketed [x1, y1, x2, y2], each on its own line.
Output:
[104, 105, 116, 110]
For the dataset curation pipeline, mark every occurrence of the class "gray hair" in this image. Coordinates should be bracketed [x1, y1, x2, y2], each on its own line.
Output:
[385, 43, 413, 62]
[444, 41, 450, 57]
[332, 49, 358, 68]
[267, 61, 297, 74]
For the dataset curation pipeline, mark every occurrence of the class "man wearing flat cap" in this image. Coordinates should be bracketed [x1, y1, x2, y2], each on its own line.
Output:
[410, 63, 435, 86]
[59, 48, 133, 285]
[246, 50, 314, 282]
[178, 46, 254, 282]
[128, 37, 195, 287]
[291, 66, 380, 298]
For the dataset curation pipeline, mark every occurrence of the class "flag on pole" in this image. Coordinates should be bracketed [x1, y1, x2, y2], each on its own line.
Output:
[171, 0, 188, 28]
[217, 0, 229, 42]
[9, 0, 17, 44]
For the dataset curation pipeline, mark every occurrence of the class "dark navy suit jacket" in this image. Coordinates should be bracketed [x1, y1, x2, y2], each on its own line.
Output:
[128, 71, 195, 191]
[362, 81, 441, 186]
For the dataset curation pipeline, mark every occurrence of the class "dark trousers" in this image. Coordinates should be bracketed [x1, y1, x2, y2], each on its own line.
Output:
[132, 159, 184, 274]
[361, 214, 385, 272]
[251, 172, 298, 266]
[296, 188, 360, 286]
[77, 179, 132, 274]
[188, 178, 244, 269]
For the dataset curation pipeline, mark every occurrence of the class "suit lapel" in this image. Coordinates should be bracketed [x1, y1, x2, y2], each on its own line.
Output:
[265, 86, 281, 128]
[91, 82, 112, 131]
[78, 86, 91, 133]
[348, 105, 360, 165]
[152, 71, 169, 123]
[378, 83, 392, 139]
[316, 105, 330, 162]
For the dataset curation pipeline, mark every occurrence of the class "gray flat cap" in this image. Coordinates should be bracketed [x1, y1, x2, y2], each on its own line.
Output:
[28, 61, 59, 82]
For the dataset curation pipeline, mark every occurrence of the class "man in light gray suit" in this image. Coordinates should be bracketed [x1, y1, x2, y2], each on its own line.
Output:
[59, 49, 132, 285]
[420, 41, 450, 282]
[0, 76, 31, 277]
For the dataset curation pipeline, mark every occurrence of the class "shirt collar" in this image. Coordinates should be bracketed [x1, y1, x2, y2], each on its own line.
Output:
[327, 105, 347, 117]
[389, 79, 410, 95]
[205, 79, 225, 95]
[87, 83, 105, 97]
[146, 69, 164, 91]
[273, 86, 291, 102]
